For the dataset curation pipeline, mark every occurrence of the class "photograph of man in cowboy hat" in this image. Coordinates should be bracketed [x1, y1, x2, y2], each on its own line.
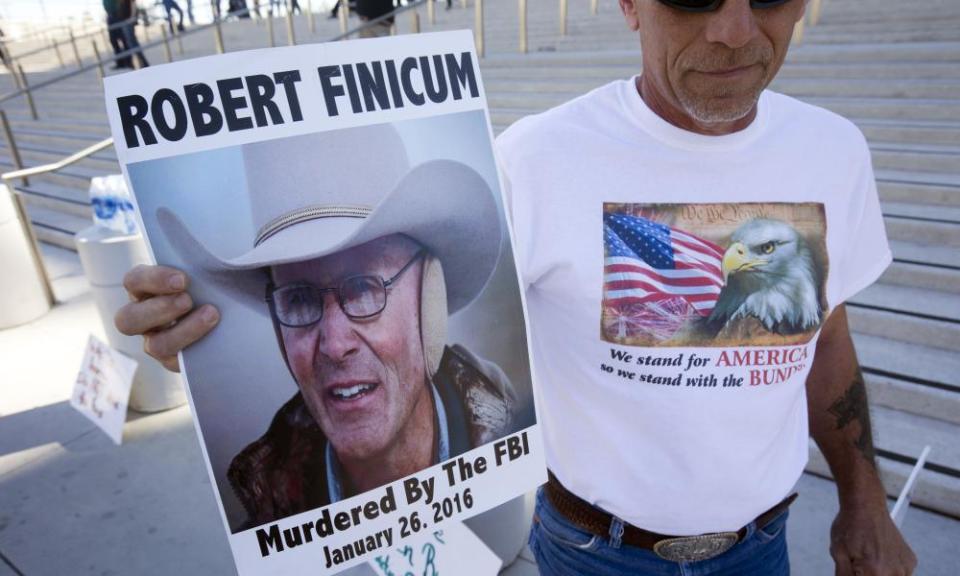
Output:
[126, 119, 532, 531]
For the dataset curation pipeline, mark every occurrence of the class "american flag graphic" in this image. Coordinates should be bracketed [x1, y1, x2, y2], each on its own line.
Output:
[603, 212, 725, 334]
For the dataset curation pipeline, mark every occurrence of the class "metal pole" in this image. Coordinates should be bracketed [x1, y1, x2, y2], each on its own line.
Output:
[70, 31, 83, 68]
[411, 9, 420, 34]
[52, 39, 66, 68]
[559, 0, 567, 36]
[891, 446, 931, 528]
[308, 0, 316, 34]
[1, 110, 28, 186]
[11, 65, 24, 91]
[475, 0, 484, 57]
[792, 17, 805, 44]
[339, 0, 349, 35]
[16, 65, 39, 121]
[461, 0, 467, 8]
[267, 12, 276, 47]
[161, 26, 174, 62]
[176, 29, 184, 54]
[285, 0, 296, 45]
[591, 0, 598, 16]
[91, 40, 105, 87]
[214, 18, 225, 53]
[809, 0, 824, 26]
[428, 0, 435, 25]
[0, 109, 55, 307]
[519, 0, 527, 53]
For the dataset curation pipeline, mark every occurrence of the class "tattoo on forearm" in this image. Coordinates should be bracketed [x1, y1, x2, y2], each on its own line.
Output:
[827, 369, 876, 467]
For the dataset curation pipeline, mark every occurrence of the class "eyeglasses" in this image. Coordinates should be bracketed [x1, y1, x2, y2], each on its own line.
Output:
[266, 249, 425, 328]
[656, 0, 793, 13]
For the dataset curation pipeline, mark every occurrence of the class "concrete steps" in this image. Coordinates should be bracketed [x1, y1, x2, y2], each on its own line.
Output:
[854, 333, 959, 390]
[882, 202, 960, 222]
[483, 75, 960, 100]
[848, 306, 960, 352]
[867, 372, 960, 427]
[808, 440, 960, 519]
[481, 61, 960, 81]
[884, 216, 960, 246]
[880, 260, 960, 294]
[890, 239, 960, 269]
[852, 283, 960, 322]
[488, 91, 960, 123]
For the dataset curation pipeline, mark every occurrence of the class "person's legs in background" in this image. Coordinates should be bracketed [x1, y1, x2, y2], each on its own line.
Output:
[106, 15, 132, 69]
[162, 0, 186, 32]
[122, 22, 149, 68]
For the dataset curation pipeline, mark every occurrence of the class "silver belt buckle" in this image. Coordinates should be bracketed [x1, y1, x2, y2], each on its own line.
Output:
[652, 532, 739, 562]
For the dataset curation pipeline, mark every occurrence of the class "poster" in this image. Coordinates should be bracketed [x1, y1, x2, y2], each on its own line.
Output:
[104, 31, 544, 575]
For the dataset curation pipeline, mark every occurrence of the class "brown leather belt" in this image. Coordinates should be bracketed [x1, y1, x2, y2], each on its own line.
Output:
[545, 471, 797, 562]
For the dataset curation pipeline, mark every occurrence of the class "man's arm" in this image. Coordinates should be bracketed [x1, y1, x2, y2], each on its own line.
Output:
[806, 305, 916, 576]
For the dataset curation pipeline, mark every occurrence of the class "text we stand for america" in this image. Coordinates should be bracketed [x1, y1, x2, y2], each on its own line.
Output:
[600, 346, 811, 388]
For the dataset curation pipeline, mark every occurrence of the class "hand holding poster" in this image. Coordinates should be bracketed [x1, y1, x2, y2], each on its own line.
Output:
[103, 31, 544, 575]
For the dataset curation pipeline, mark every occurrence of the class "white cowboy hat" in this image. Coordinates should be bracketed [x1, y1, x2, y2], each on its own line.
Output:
[157, 123, 502, 315]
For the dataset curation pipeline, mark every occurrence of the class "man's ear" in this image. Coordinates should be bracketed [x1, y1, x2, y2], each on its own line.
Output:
[620, 0, 641, 31]
[419, 255, 447, 380]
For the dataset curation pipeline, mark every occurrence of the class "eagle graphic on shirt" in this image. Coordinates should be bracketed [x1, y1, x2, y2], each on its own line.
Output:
[601, 203, 828, 348]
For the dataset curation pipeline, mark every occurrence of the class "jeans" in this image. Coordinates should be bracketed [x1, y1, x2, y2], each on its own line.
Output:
[529, 488, 790, 576]
[121, 24, 149, 68]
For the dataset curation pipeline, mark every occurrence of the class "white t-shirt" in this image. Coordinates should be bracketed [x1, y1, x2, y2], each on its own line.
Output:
[496, 78, 892, 535]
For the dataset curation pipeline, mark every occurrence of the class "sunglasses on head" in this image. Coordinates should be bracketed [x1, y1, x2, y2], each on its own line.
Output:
[656, 0, 794, 12]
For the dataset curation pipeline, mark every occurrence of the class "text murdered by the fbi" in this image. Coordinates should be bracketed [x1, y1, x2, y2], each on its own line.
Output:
[254, 430, 531, 568]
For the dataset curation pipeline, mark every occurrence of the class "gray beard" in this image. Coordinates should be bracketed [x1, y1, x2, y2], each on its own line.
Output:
[676, 88, 763, 125]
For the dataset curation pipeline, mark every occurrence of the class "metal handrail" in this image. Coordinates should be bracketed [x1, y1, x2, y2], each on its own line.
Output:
[0, 133, 115, 306]
[1, 137, 115, 183]
[0, 0, 432, 172]
[0, 0, 333, 107]
[8, 17, 136, 62]
[0, 0, 438, 108]
[0, 6, 248, 106]
[5, 0, 228, 67]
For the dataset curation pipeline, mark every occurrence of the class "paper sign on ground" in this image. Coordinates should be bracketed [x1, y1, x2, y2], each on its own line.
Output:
[70, 334, 136, 445]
